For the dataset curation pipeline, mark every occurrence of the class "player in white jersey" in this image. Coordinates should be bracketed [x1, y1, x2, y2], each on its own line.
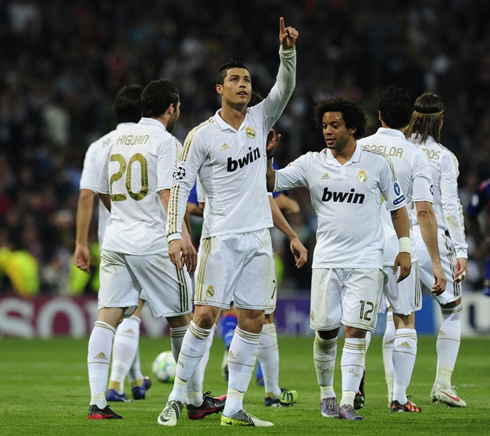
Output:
[358, 85, 446, 413]
[266, 96, 411, 421]
[87, 79, 226, 420]
[74, 85, 153, 404]
[406, 92, 468, 407]
[158, 18, 299, 428]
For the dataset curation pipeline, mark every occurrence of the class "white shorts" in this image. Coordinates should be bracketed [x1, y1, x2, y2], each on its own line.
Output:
[310, 268, 383, 332]
[195, 229, 276, 313]
[382, 261, 422, 316]
[99, 250, 193, 318]
[414, 226, 462, 305]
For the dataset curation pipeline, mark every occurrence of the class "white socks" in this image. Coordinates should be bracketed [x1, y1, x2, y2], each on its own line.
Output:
[313, 333, 337, 399]
[257, 323, 281, 398]
[88, 321, 115, 408]
[392, 328, 417, 404]
[383, 312, 395, 404]
[435, 306, 462, 389]
[108, 316, 141, 392]
[169, 321, 211, 403]
[340, 338, 366, 407]
[223, 327, 260, 417]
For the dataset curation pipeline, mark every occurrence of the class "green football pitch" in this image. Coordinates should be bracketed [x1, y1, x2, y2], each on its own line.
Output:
[1, 335, 489, 435]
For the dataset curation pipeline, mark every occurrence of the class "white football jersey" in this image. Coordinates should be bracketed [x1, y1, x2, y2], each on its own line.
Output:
[79, 122, 135, 244]
[358, 128, 433, 265]
[408, 135, 468, 258]
[274, 143, 407, 268]
[167, 47, 296, 239]
[97, 117, 181, 254]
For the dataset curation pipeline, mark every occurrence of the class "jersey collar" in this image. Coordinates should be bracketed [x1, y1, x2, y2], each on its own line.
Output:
[214, 109, 248, 132]
[324, 142, 362, 166]
[139, 117, 168, 131]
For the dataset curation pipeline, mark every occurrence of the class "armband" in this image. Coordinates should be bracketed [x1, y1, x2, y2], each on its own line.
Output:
[398, 237, 411, 254]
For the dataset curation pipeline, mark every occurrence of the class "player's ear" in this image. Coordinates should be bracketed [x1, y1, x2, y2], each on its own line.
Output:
[215, 84, 223, 95]
[349, 127, 356, 135]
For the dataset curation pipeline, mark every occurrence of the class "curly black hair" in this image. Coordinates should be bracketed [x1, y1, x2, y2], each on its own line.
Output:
[314, 96, 366, 139]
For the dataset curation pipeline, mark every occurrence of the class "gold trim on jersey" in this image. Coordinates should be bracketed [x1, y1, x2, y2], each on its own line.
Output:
[176, 267, 189, 312]
[361, 145, 397, 182]
[196, 238, 212, 301]
[182, 118, 213, 162]
[168, 184, 180, 235]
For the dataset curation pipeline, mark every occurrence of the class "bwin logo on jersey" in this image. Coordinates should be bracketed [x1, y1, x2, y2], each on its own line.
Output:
[322, 187, 365, 204]
[227, 147, 261, 172]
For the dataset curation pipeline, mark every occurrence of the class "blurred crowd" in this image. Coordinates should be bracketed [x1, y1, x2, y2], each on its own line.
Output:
[0, 0, 489, 296]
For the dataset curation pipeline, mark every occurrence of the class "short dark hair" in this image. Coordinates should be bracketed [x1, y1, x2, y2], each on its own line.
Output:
[405, 92, 445, 143]
[141, 79, 179, 118]
[314, 96, 367, 139]
[216, 59, 250, 85]
[378, 85, 413, 129]
[113, 85, 142, 123]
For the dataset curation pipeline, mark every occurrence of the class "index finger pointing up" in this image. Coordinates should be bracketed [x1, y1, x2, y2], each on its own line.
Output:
[279, 17, 285, 34]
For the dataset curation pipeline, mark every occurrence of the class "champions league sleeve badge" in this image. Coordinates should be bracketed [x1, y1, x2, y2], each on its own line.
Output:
[173, 164, 186, 181]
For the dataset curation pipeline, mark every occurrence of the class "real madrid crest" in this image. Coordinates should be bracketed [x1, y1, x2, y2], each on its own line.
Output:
[246, 127, 256, 139]
[206, 285, 215, 297]
[357, 170, 368, 183]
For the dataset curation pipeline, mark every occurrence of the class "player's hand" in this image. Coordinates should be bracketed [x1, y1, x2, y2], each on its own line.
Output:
[73, 245, 90, 273]
[289, 236, 307, 268]
[168, 239, 185, 269]
[454, 257, 468, 283]
[181, 233, 198, 273]
[393, 252, 411, 283]
[431, 263, 447, 295]
[266, 129, 281, 158]
[279, 17, 299, 50]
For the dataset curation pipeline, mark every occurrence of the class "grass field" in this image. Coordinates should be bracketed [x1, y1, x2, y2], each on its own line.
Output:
[1, 335, 489, 435]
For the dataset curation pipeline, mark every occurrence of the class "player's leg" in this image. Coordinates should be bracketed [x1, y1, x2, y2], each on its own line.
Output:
[432, 298, 465, 406]
[420, 229, 466, 407]
[390, 312, 421, 412]
[220, 230, 275, 427]
[88, 308, 124, 419]
[311, 268, 341, 418]
[259, 312, 298, 407]
[88, 250, 139, 419]
[382, 309, 396, 406]
[219, 304, 238, 382]
[158, 306, 220, 426]
[338, 268, 383, 420]
[186, 323, 227, 420]
[107, 299, 146, 402]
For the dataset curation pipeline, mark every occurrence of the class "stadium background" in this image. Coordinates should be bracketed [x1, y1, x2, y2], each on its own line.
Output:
[0, 0, 489, 337]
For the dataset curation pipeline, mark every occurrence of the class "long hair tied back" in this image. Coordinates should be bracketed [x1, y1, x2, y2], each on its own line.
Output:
[406, 92, 445, 143]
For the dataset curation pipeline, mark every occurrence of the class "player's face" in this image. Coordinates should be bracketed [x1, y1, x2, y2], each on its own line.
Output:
[167, 99, 181, 133]
[217, 68, 252, 108]
[321, 112, 355, 154]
